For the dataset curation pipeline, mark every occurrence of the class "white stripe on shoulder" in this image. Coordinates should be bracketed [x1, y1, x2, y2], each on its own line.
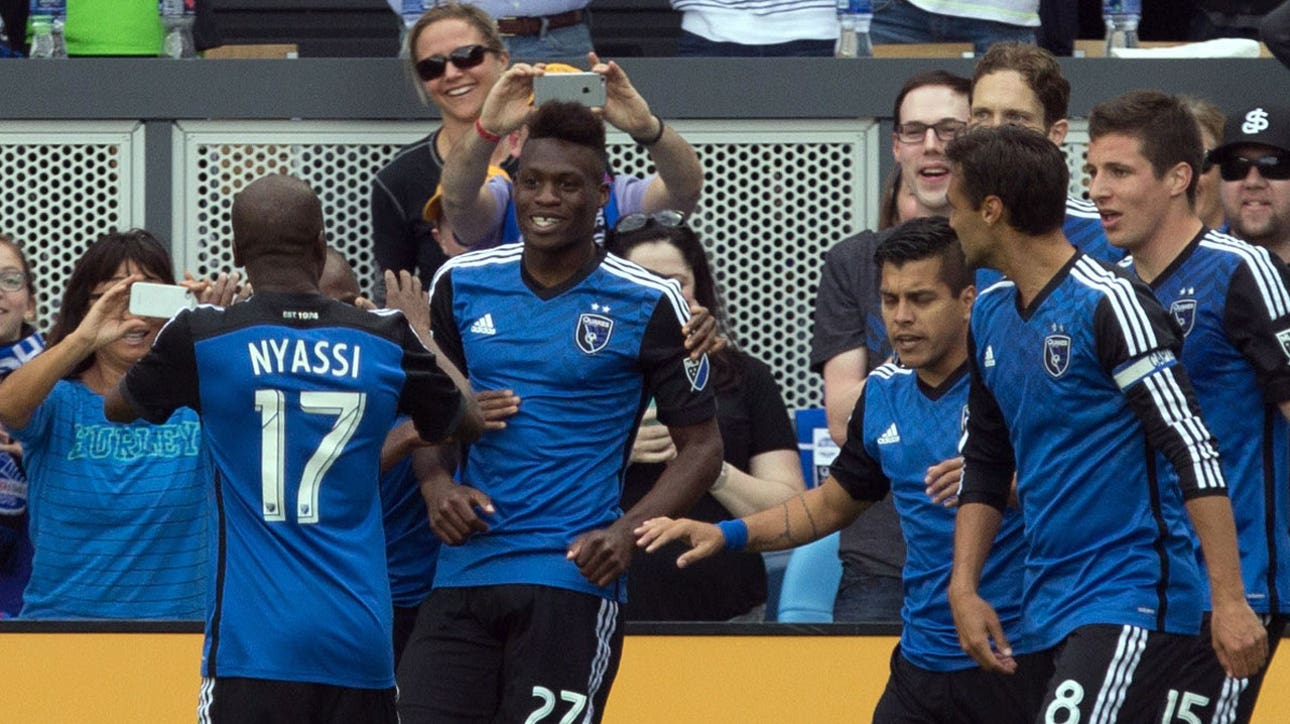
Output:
[602, 253, 689, 323]
[1065, 195, 1101, 218]
[870, 362, 912, 380]
[1070, 256, 1158, 356]
[428, 243, 524, 298]
[1199, 230, 1290, 319]
[979, 278, 1016, 297]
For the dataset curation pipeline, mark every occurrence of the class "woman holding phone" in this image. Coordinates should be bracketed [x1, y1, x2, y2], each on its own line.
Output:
[0, 229, 212, 619]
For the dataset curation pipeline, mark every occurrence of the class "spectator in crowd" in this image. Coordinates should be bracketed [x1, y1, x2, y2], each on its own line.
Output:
[439, 56, 704, 251]
[1087, 89, 1290, 724]
[0, 230, 212, 620]
[810, 69, 970, 624]
[372, 3, 514, 298]
[638, 217, 1046, 722]
[106, 174, 481, 722]
[946, 124, 1266, 721]
[871, 0, 1039, 55]
[968, 41, 1120, 289]
[0, 234, 41, 619]
[605, 210, 804, 622]
[397, 101, 722, 723]
[669, 0, 837, 57]
[1181, 95, 1229, 231]
[1214, 104, 1290, 262]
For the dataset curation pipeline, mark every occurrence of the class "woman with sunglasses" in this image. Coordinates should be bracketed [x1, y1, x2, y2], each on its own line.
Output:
[606, 212, 806, 622]
[0, 230, 213, 620]
[371, 3, 516, 297]
[0, 235, 42, 618]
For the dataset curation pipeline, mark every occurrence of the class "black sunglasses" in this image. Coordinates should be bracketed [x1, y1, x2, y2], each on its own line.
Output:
[614, 210, 687, 234]
[1212, 152, 1290, 182]
[415, 44, 496, 83]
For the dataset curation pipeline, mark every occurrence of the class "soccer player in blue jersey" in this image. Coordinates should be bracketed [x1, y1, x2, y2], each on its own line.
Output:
[395, 100, 723, 724]
[968, 42, 1121, 288]
[105, 174, 484, 724]
[638, 216, 1049, 723]
[1086, 91, 1290, 723]
[945, 124, 1267, 723]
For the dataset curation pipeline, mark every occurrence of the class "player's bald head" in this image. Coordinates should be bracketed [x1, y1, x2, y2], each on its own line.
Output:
[232, 174, 325, 265]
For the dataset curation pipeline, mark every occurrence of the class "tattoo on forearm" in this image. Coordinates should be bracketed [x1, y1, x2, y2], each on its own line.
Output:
[764, 494, 820, 549]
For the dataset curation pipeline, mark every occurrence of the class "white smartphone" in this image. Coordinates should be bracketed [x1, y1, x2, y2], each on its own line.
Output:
[533, 72, 606, 107]
[129, 282, 197, 319]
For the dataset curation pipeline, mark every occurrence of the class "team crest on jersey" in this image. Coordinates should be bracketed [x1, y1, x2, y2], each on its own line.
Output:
[1170, 288, 1196, 337]
[684, 354, 710, 391]
[1277, 329, 1290, 362]
[575, 313, 614, 354]
[1043, 333, 1071, 378]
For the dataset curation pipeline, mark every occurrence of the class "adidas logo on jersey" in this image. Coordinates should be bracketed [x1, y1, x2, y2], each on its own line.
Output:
[983, 345, 996, 368]
[470, 314, 497, 336]
[877, 423, 901, 445]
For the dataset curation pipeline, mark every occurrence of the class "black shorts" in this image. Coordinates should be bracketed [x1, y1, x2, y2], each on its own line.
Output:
[392, 603, 421, 670]
[396, 584, 623, 724]
[872, 644, 1052, 724]
[1037, 624, 1196, 723]
[198, 676, 396, 724]
[1169, 613, 1287, 724]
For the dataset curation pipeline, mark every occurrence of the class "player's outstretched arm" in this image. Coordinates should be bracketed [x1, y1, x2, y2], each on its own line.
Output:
[948, 502, 1015, 674]
[1186, 496, 1269, 679]
[635, 477, 866, 569]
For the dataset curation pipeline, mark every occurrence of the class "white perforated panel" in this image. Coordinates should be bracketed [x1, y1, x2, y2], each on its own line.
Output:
[1066, 120, 1093, 200]
[0, 122, 146, 332]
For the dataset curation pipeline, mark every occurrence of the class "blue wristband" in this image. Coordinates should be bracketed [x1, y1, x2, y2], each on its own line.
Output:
[716, 519, 749, 552]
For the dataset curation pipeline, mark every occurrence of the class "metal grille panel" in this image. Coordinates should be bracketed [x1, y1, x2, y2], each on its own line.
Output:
[0, 122, 145, 332]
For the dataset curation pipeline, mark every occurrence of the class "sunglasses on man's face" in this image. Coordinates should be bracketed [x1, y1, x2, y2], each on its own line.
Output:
[1214, 152, 1290, 182]
[415, 44, 495, 83]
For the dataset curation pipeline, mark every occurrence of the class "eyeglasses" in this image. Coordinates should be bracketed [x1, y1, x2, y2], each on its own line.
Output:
[0, 270, 27, 293]
[613, 210, 687, 234]
[1213, 152, 1290, 182]
[896, 120, 967, 144]
[415, 44, 496, 83]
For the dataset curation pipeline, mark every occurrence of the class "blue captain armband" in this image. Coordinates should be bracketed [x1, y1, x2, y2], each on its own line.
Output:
[1112, 349, 1177, 391]
[716, 519, 748, 551]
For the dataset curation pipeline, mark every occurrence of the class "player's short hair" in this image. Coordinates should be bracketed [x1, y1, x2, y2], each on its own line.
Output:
[526, 100, 609, 171]
[232, 175, 325, 267]
[1089, 90, 1203, 203]
[48, 229, 176, 373]
[972, 42, 1070, 129]
[874, 216, 973, 294]
[946, 125, 1068, 236]
[893, 70, 971, 126]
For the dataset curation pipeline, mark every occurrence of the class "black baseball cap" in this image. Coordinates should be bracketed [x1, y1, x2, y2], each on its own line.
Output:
[1209, 105, 1290, 161]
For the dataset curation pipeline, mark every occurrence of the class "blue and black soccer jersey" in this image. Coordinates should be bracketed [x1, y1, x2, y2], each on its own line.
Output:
[830, 362, 1028, 672]
[960, 253, 1224, 651]
[120, 292, 466, 689]
[429, 244, 717, 602]
[976, 197, 1123, 288]
[1125, 229, 1290, 615]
